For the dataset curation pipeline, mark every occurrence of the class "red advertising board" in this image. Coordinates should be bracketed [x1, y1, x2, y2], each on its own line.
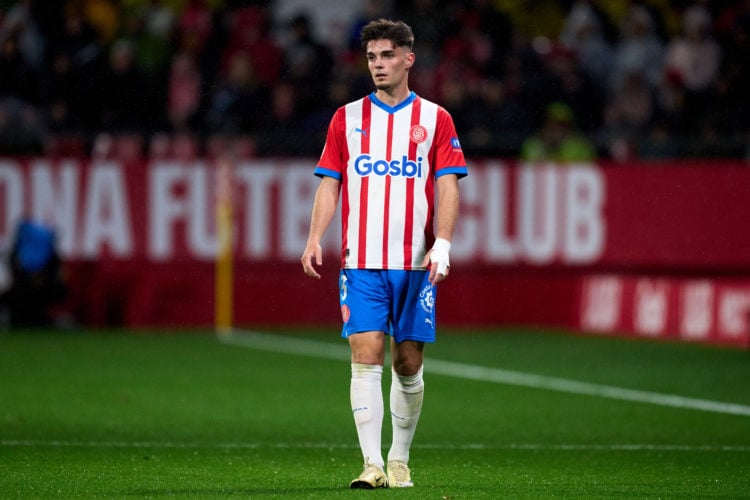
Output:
[580, 275, 750, 347]
[1, 157, 748, 346]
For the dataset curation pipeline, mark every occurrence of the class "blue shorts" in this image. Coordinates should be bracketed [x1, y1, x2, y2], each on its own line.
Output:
[339, 269, 437, 343]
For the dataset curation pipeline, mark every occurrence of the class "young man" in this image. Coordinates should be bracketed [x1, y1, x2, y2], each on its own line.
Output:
[300, 19, 468, 489]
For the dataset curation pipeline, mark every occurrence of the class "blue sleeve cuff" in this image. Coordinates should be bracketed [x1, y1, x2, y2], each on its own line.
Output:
[436, 166, 468, 179]
[314, 167, 342, 180]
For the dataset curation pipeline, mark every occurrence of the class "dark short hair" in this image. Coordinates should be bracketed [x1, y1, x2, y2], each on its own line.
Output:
[360, 19, 414, 51]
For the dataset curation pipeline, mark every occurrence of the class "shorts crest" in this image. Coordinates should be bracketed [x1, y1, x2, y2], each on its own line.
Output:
[419, 285, 434, 314]
[341, 304, 351, 323]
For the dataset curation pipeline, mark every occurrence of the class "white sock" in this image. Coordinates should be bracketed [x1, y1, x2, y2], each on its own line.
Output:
[350, 363, 384, 469]
[387, 365, 424, 464]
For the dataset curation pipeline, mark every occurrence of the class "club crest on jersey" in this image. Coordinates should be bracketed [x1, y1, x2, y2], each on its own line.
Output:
[353, 154, 423, 178]
[410, 125, 428, 144]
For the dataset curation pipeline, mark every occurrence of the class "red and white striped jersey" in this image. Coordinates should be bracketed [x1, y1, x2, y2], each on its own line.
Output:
[315, 91, 468, 270]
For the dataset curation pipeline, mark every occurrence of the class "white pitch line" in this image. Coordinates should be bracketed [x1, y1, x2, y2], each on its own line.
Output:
[2, 440, 750, 452]
[219, 330, 750, 418]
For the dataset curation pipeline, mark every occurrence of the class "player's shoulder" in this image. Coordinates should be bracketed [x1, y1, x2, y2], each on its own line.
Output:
[341, 95, 369, 111]
[414, 94, 453, 119]
[330, 96, 370, 122]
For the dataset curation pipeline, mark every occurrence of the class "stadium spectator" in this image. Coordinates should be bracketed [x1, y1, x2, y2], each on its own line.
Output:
[0, 96, 46, 154]
[175, 0, 213, 56]
[609, 5, 665, 92]
[664, 5, 721, 94]
[39, 51, 85, 134]
[41, 6, 103, 132]
[0, 217, 67, 329]
[637, 118, 682, 159]
[395, 0, 446, 97]
[77, 0, 120, 45]
[167, 49, 203, 132]
[430, 7, 493, 104]
[463, 0, 514, 77]
[538, 42, 603, 132]
[460, 77, 531, 156]
[0, 26, 45, 152]
[663, 5, 722, 134]
[653, 63, 688, 136]
[54, 6, 102, 69]
[121, 0, 176, 78]
[559, 0, 614, 88]
[221, 5, 282, 87]
[708, 2, 750, 143]
[0, 27, 37, 103]
[603, 68, 656, 151]
[260, 80, 307, 155]
[96, 39, 151, 132]
[0, 0, 44, 71]
[280, 12, 334, 115]
[206, 51, 270, 134]
[520, 101, 597, 162]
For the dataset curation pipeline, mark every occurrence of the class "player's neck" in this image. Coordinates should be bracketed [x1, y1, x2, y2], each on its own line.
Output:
[374, 86, 412, 108]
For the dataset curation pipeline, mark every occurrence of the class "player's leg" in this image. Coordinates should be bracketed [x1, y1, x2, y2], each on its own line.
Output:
[385, 270, 434, 487]
[390, 340, 425, 458]
[348, 331, 388, 488]
[349, 330, 387, 467]
[340, 270, 390, 488]
[387, 339, 424, 487]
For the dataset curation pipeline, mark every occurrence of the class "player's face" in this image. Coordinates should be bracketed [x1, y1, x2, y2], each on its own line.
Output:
[365, 39, 414, 92]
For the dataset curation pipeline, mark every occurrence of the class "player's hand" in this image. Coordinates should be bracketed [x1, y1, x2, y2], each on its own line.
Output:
[422, 238, 451, 285]
[301, 243, 323, 279]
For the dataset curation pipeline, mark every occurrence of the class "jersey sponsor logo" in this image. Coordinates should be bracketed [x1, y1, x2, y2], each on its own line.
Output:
[353, 154, 424, 178]
[451, 137, 462, 149]
[410, 125, 428, 144]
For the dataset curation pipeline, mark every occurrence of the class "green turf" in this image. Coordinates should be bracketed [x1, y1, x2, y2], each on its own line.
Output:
[1, 328, 749, 498]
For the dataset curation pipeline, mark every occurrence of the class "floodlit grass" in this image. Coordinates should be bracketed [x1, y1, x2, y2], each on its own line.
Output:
[1, 328, 749, 498]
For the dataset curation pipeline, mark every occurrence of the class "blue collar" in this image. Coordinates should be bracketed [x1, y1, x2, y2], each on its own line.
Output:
[368, 91, 417, 113]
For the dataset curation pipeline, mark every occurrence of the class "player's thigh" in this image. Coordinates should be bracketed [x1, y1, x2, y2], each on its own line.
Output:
[339, 269, 390, 337]
[389, 270, 436, 344]
[349, 330, 387, 365]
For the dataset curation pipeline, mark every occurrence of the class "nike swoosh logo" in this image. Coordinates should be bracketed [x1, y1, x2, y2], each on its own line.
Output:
[355, 128, 368, 137]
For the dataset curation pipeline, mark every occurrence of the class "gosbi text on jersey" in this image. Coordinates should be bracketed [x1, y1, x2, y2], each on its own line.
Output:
[315, 91, 468, 270]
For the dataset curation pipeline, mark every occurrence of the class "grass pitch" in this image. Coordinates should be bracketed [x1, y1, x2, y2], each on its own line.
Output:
[1, 327, 749, 498]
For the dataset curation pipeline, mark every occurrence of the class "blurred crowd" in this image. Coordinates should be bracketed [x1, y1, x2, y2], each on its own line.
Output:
[0, 0, 748, 161]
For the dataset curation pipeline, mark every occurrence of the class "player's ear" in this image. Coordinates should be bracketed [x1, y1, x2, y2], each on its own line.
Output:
[405, 51, 415, 69]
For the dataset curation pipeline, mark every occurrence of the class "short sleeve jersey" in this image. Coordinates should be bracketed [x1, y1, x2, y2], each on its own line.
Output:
[315, 91, 468, 270]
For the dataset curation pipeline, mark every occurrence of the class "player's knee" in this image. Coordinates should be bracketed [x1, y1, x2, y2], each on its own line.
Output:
[392, 342, 424, 376]
[392, 360, 422, 377]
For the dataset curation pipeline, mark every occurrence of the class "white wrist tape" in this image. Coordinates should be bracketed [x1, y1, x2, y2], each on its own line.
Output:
[430, 238, 451, 275]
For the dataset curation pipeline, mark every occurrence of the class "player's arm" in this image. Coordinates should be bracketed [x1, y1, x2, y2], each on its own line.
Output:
[301, 176, 340, 279]
[424, 173, 460, 285]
